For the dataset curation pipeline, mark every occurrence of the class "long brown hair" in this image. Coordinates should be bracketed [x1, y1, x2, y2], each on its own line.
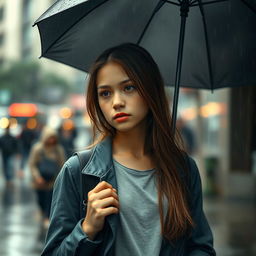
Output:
[86, 43, 193, 241]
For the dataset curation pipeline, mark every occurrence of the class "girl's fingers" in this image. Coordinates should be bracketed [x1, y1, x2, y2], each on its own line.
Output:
[95, 188, 118, 200]
[96, 207, 119, 217]
[91, 181, 112, 193]
[89, 189, 118, 203]
[88, 182, 118, 201]
[93, 197, 119, 209]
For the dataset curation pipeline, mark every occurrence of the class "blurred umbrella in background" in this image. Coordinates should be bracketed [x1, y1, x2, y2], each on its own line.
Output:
[34, 0, 256, 131]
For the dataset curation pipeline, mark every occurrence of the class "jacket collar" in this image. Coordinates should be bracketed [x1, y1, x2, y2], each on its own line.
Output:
[81, 136, 113, 178]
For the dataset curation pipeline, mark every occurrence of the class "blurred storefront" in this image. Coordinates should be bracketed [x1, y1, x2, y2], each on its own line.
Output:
[177, 86, 256, 199]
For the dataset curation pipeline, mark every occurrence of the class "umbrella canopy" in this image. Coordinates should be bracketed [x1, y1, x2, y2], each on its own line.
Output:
[35, 0, 256, 89]
[34, 0, 256, 130]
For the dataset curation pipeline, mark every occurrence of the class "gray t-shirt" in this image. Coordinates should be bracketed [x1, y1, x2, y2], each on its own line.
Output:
[113, 160, 162, 256]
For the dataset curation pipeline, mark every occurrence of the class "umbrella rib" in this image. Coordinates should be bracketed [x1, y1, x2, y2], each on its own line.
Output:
[191, 0, 228, 7]
[137, 0, 166, 44]
[240, 0, 256, 13]
[198, 0, 214, 91]
[165, 1, 180, 6]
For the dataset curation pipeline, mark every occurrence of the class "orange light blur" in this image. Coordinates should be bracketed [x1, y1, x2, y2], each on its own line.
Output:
[59, 107, 73, 119]
[9, 103, 38, 117]
[200, 102, 225, 118]
[180, 107, 197, 121]
[27, 118, 37, 129]
[62, 119, 74, 131]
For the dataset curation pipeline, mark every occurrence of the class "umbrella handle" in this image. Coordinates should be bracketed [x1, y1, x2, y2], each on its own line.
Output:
[171, 0, 190, 134]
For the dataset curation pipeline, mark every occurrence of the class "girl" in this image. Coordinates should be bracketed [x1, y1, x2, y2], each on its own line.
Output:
[42, 43, 215, 255]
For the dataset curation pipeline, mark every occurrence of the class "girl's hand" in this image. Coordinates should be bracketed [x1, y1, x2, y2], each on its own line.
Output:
[82, 181, 119, 240]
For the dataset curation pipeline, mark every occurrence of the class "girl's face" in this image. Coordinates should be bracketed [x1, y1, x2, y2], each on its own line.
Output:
[97, 62, 149, 133]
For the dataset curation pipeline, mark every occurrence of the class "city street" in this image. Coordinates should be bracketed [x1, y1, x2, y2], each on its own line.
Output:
[1, 171, 256, 255]
[0, 177, 43, 256]
[205, 197, 256, 255]
[0, 129, 256, 256]
[0, 0, 255, 255]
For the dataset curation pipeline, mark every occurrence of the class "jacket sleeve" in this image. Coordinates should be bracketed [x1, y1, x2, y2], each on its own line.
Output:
[41, 157, 102, 256]
[186, 158, 216, 256]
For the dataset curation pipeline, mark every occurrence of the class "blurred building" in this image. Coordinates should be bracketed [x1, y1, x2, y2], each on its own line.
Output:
[0, 0, 87, 134]
[0, 0, 85, 91]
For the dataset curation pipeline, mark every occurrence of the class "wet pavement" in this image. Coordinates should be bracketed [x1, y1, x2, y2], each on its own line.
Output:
[205, 197, 256, 256]
[0, 163, 256, 256]
[0, 176, 44, 256]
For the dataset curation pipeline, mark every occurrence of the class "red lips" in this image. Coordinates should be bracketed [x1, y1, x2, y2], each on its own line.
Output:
[113, 112, 130, 119]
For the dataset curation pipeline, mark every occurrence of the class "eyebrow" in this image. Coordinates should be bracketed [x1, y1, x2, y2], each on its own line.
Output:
[97, 79, 132, 89]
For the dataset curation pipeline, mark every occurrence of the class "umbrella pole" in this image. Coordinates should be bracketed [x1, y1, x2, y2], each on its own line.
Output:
[171, 0, 190, 134]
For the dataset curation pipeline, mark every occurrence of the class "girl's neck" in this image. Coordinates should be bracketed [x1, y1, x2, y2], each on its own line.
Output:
[112, 127, 155, 171]
[112, 128, 146, 158]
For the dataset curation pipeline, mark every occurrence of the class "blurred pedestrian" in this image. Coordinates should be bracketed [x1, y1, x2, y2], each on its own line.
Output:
[28, 126, 65, 229]
[0, 126, 20, 186]
[58, 120, 77, 158]
[34, 122, 44, 141]
[176, 116, 196, 155]
[18, 122, 37, 177]
[42, 43, 215, 255]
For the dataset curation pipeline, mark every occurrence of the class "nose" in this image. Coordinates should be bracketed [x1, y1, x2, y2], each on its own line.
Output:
[112, 92, 125, 110]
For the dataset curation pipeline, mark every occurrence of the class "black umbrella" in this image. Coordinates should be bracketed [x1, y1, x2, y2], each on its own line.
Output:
[34, 0, 256, 131]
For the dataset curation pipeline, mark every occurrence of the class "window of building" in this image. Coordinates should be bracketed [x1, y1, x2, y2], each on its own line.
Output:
[22, 25, 32, 59]
[22, 0, 33, 59]
[22, 0, 32, 24]
[23, 0, 32, 18]
[0, 7, 4, 22]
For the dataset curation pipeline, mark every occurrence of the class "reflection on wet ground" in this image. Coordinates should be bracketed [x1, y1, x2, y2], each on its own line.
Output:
[205, 197, 256, 256]
[0, 178, 44, 256]
[0, 174, 255, 256]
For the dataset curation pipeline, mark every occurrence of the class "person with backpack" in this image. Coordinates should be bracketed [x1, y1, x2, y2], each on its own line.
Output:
[0, 126, 20, 186]
[41, 43, 215, 255]
[28, 126, 66, 229]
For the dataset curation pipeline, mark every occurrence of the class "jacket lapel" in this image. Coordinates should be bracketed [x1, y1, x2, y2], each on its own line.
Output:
[81, 137, 118, 253]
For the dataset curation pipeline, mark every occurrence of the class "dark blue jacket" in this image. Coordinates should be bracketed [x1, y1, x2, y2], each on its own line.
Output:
[42, 137, 216, 256]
